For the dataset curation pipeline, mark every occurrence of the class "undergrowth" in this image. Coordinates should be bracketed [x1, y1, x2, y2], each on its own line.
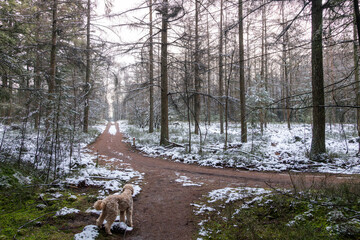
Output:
[196, 181, 360, 240]
[0, 163, 100, 240]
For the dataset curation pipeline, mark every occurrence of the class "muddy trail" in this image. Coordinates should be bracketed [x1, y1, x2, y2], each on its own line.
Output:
[88, 122, 352, 240]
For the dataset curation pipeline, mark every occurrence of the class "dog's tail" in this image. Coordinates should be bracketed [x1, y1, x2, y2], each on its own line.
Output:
[94, 200, 105, 210]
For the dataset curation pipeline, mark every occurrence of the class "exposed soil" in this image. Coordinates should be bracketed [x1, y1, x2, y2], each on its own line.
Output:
[88, 122, 354, 240]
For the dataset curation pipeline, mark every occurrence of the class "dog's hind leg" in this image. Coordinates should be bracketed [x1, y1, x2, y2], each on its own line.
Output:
[104, 213, 116, 235]
[96, 208, 107, 227]
[126, 206, 133, 227]
[120, 211, 125, 223]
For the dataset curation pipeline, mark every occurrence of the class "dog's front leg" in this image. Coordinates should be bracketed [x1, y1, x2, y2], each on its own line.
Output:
[120, 211, 125, 223]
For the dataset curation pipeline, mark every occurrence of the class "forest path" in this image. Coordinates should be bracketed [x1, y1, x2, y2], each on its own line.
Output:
[88, 122, 351, 240]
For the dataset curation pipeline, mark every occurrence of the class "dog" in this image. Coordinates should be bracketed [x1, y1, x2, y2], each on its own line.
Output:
[94, 184, 134, 235]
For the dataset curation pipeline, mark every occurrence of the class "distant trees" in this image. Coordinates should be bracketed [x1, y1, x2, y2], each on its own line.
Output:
[108, 0, 360, 160]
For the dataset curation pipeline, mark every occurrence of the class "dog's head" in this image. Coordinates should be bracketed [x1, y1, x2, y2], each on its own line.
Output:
[123, 184, 134, 195]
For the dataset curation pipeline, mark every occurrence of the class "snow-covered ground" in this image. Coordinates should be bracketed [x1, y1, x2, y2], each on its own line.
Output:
[0, 123, 107, 177]
[74, 225, 99, 240]
[193, 186, 360, 239]
[175, 172, 203, 186]
[0, 122, 142, 238]
[118, 120, 360, 174]
[192, 187, 272, 239]
[63, 150, 144, 195]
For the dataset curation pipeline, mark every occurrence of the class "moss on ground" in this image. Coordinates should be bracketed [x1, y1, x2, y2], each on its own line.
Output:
[0, 164, 101, 239]
[196, 183, 360, 240]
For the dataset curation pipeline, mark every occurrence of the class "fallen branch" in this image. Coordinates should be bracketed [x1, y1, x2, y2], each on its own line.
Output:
[166, 141, 185, 148]
[88, 176, 125, 180]
[13, 211, 56, 240]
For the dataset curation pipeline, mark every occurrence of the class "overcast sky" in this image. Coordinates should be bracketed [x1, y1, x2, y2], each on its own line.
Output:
[94, 0, 148, 64]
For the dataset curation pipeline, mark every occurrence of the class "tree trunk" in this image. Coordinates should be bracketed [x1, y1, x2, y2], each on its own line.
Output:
[47, 0, 58, 130]
[149, 0, 154, 133]
[194, 0, 201, 134]
[160, 0, 169, 146]
[263, 0, 268, 128]
[310, 0, 326, 159]
[239, 0, 247, 142]
[353, 3, 360, 154]
[218, 0, 224, 134]
[5, 74, 12, 125]
[246, 20, 251, 90]
[206, 13, 211, 125]
[260, 0, 266, 133]
[34, 10, 41, 129]
[354, 0, 360, 46]
[83, 0, 91, 133]
[281, 2, 291, 130]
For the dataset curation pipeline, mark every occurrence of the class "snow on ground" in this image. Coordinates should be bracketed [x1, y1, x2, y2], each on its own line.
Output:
[207, 187, 271, 204]
[118, 120, 360, 174]
[111, 222, 133, 232]
[0, 122, 109, 178]
[55, 207, 80, 216]
[93, 124, 107, 137]
[108, 124, 117, 135]
[74, 225, 99, 240]
[12, 172, 32, 185]
[0, 121, 143, 238]
[63, 151, 144, 193]
[193, 187, 272, 239]
[132, 184, 142, 197]
[175, 172, 203, 186]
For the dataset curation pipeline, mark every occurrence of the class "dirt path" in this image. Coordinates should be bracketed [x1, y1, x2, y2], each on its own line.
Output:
[89, 122, 352, 240]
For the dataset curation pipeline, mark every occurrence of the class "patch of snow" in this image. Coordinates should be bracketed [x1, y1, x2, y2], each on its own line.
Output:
[175, 172, 203, 186]
[85, 208, 101, 215]
[109, 124, 117, 135]
[55, 207, 80, 216]
[132, 184, 142, 197]
[104, 180, 123, 192]
[111, 222, 133, 232]
[191, 203, 216, 215]
[93, 124, 107, 135]
[68, 194, 77, 200]
[51, 192, 63, 199]
[197, 220, 211, 237]
[63, 152, 144, 192]
[36, 204, 47, 210]
[192, 187, 272, 239]
[328, 210, 346, 222]
[13, 172, 32, 185]
[208, 187, 271, 204]
[74, 225, 99, 240]
[0, 176, 11, 188]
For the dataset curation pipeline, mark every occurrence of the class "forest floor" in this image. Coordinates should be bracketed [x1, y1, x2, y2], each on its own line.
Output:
[87, 122, 355, 240]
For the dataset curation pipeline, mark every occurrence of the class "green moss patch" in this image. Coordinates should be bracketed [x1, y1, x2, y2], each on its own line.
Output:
[195, 183, 360, 240]
[0, 181, 101, 239]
